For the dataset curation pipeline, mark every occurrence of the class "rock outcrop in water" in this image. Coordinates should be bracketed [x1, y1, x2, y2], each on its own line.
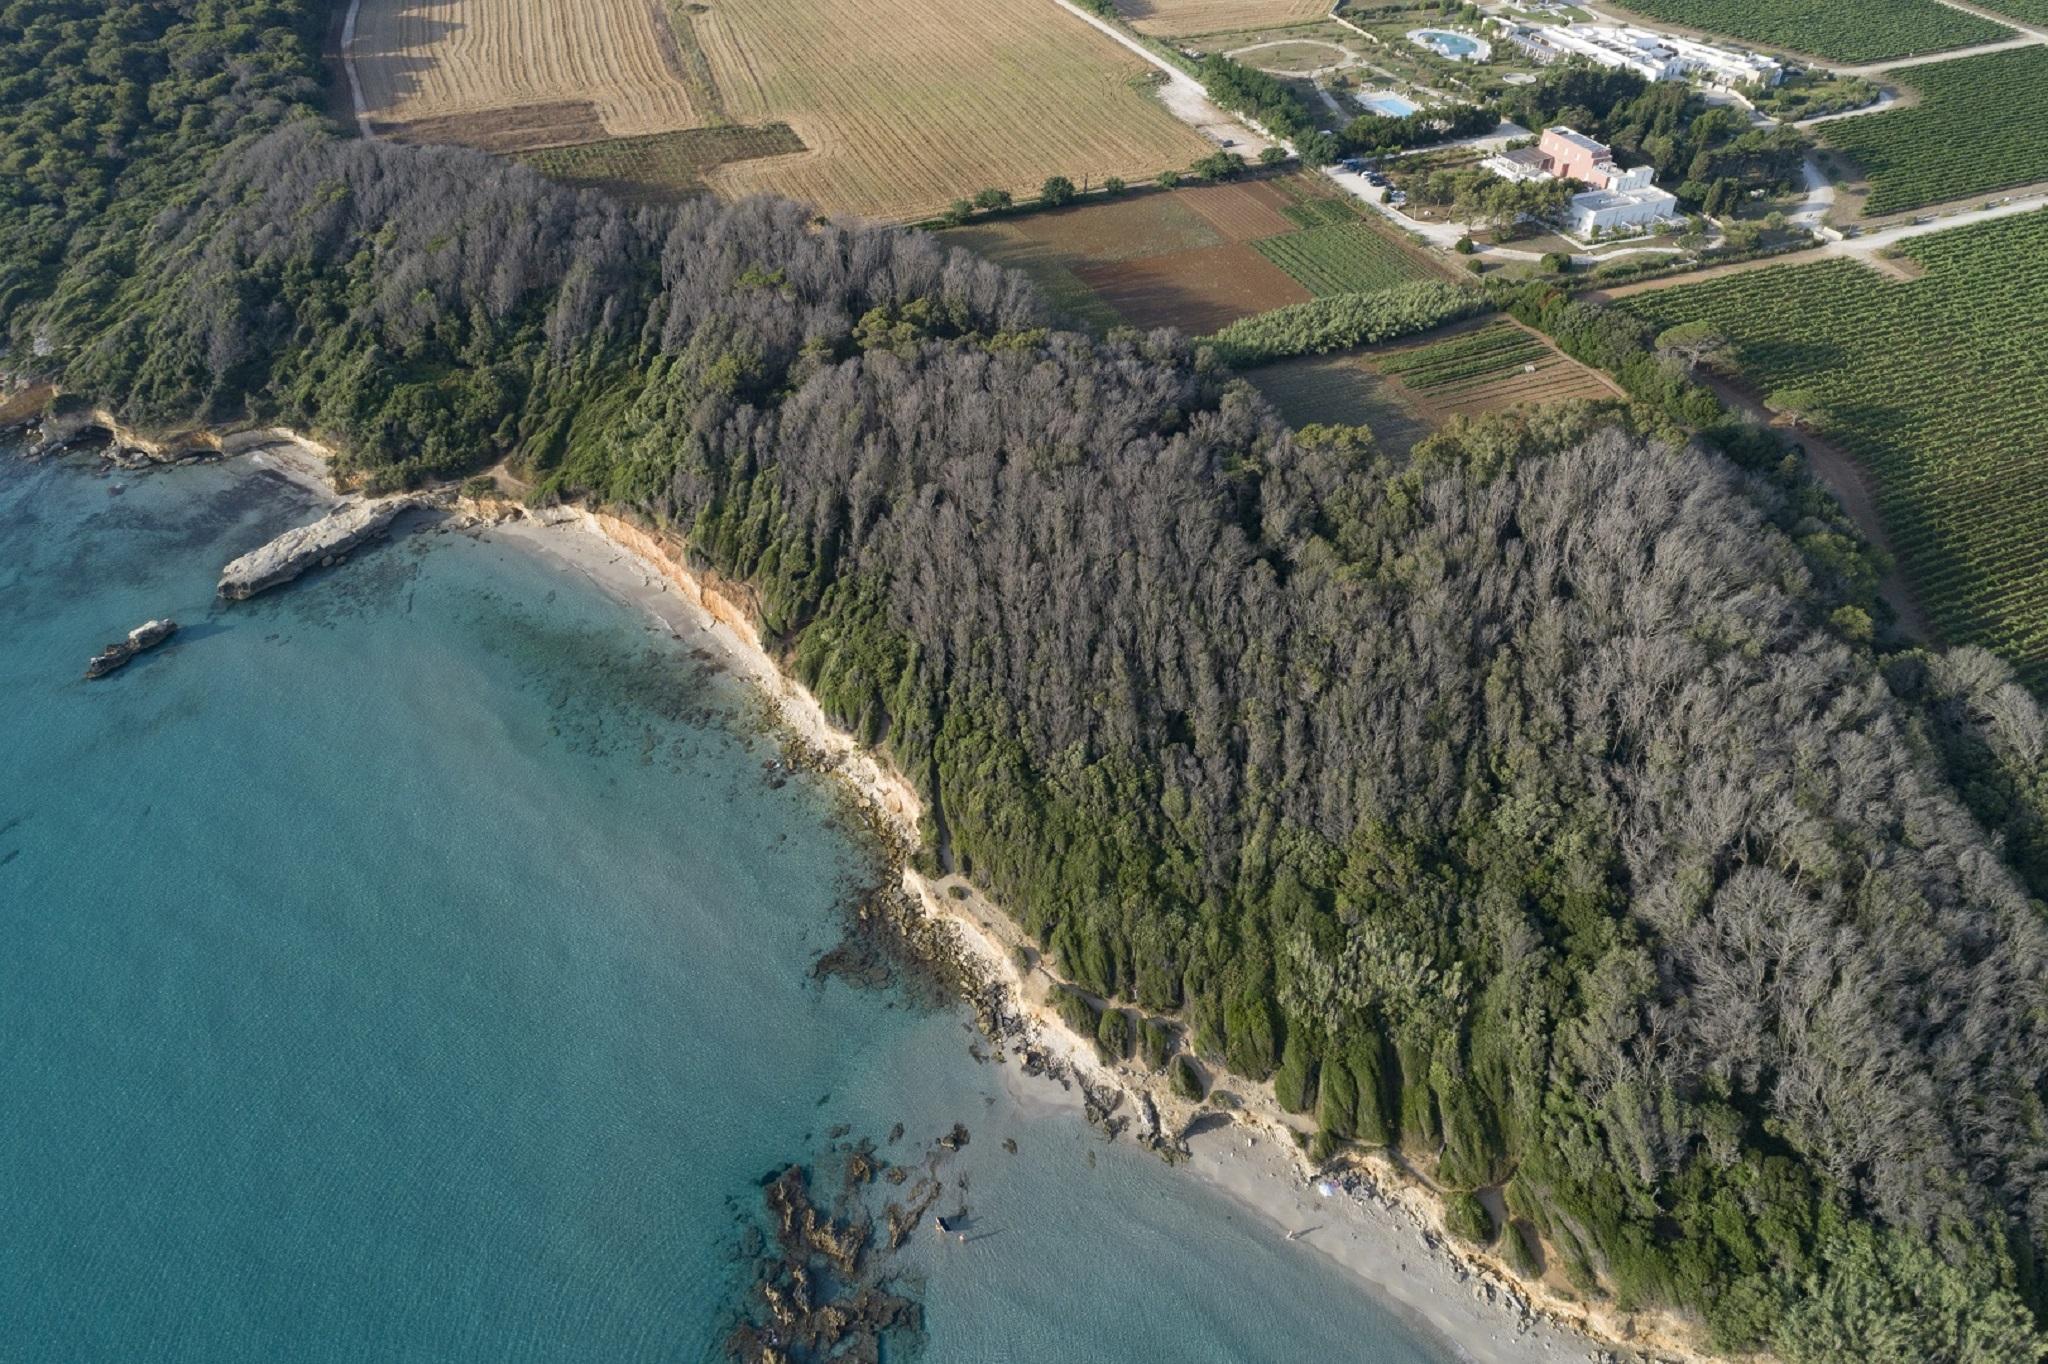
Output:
[725, 1163, 922, 1364]
[84, 619, 177, 679]
[218, 496, 426, 600]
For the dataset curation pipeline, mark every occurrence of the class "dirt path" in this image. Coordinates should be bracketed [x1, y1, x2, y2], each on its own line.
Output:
[1839, 31, 2043, 77]
[1044, 0, 1281, 155]
[338, 0, 373, 139]
[1691, 370, 1934, 641]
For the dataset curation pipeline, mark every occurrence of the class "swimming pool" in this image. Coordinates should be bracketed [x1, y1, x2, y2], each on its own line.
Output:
[1357, 91, 1421, 117]
[1408, 28, 1491, 61]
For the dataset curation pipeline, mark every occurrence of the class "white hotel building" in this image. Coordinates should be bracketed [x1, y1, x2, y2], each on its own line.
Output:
[1501, 23, 1783, 90]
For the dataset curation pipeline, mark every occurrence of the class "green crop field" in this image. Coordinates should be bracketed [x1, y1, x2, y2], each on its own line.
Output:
[523, 125, 805, 201]
[1970, 0, 2048, 21]
[1823, 48, 2048, 215]
[1621, 211, 2048, 682]
[1376, 321, 1550, 393]
[1609, 0, 2009, 63]
[1252, 221, 1438, 296]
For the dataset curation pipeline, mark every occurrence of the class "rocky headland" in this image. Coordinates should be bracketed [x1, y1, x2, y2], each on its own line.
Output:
[218, 494, 434, 600]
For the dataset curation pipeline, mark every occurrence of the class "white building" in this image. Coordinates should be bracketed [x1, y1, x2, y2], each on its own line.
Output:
[1480, 126, 1681, 237]
[1567, 185, 1679, 235]
[1498, 22, 1782, 90]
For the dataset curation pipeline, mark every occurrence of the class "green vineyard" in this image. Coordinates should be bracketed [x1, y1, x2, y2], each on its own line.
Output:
[1253, 221, 1438, 297]
[1608, 0, 2009, 64]
[1970, 0, 2048, 21]
[1621, 211, 2048, 684]
[1823, 47, 2048, 215]
[1377, 322, 1550, 394]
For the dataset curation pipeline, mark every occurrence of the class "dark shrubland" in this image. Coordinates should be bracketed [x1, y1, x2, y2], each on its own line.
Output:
[1445, 1192, 1495, 1247]
[7, 1, 2048, 1358]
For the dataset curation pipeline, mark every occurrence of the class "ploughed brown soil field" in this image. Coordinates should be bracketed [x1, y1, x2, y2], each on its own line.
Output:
[943, 175, 1409, 332]
[1077, 244, 1310, 333]
[1118, 0, 1334, 38]
[350, 0, 1210, 219]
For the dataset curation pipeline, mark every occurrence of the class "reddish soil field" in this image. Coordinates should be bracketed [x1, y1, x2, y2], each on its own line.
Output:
[1075, 242, 1310, 333]
[1179, 180, 1298, 242]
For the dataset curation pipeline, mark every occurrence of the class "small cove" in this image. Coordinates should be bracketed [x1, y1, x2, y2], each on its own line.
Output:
[0, 450, 1454, 1362]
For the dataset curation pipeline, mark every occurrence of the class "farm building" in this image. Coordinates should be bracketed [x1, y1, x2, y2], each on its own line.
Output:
[1494, 21, 1782, 89]
[1480, 127, 1680, 236]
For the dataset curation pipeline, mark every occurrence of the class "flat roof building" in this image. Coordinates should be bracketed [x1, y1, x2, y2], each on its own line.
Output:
[1495, 21, 1782, 89]
[1479, 126, 1680, 237]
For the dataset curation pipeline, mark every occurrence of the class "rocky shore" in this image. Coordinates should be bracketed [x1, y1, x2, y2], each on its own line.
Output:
[484, 504, 1717, 1364]
[6, 398, 1713, 1364]
[217, 494, 432, 600]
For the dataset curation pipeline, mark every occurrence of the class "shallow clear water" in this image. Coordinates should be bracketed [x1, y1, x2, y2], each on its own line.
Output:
[0, 452, 1450, 1363]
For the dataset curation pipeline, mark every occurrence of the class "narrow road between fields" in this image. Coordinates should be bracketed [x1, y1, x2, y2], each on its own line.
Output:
[1044, 0, 1281, 156]
[339, 0, 373, 139]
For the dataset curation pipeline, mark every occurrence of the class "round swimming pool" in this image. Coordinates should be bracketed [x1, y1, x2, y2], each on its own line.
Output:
[1408, 28, 1491, 61]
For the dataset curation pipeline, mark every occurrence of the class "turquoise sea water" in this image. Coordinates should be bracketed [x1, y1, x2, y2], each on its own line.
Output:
[0, 451, 1450, 1363]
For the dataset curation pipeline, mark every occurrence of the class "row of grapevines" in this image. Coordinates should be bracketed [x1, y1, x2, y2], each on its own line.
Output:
[1619, 211, 2048, 684]
[1823, 47, 2048, 215]
[1609, 0, 2008, 64]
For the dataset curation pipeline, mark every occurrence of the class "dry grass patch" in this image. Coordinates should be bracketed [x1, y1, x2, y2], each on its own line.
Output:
[1118, 0, 1334, 39]
[522, 125, 807, 202]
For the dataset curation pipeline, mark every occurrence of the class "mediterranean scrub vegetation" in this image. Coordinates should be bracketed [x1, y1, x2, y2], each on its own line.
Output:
[7, 1, 2048, 1360]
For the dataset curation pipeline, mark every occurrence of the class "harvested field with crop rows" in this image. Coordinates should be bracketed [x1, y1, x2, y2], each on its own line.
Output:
[1622, 211, 2048, 682]
[352, 0, 704, 142]
[696, 0, 1210, 219]
[1607, 0, 2010, 63]
[353, 0, 1210, 218]
[1821, 48, 2048, 215]
[1118, 0, 1333, 37]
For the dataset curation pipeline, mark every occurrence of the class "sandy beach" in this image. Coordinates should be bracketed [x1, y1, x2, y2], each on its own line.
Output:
[468, 502, 1704, 1364]
[177, 427, 1701, 1364]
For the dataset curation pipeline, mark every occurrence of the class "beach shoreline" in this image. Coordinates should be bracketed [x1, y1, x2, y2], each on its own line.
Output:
[119, 423, 1711, 1364]
[473, 501, 1711, 1364]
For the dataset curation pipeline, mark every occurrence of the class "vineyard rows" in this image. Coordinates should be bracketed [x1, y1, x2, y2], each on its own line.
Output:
[1378, 323, 1550, 394]
[1824, 47, 2048, 215]
[1970, 0, 2048, 22]
[1621, 211, 2048, 684]
[1610, 0, 2009, 64]
[1253, 222, 1438, 296]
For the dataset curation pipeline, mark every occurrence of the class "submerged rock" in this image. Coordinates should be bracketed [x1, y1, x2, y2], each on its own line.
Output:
[217, 495, 426, 600]
[84, 619, 177, 679]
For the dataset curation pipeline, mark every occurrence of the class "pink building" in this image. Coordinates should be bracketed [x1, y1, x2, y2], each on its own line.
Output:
[1538, 127, 1620, 188]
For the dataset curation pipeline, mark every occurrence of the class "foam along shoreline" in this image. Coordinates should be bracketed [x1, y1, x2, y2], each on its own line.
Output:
[479, 504, 1696, 1364]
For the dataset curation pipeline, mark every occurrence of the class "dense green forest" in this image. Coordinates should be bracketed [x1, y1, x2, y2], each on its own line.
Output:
[6, 2, 2048, 1360]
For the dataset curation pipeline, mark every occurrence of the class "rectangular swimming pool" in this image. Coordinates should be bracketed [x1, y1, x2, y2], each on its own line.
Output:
[1357, 92, 1421, 117]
